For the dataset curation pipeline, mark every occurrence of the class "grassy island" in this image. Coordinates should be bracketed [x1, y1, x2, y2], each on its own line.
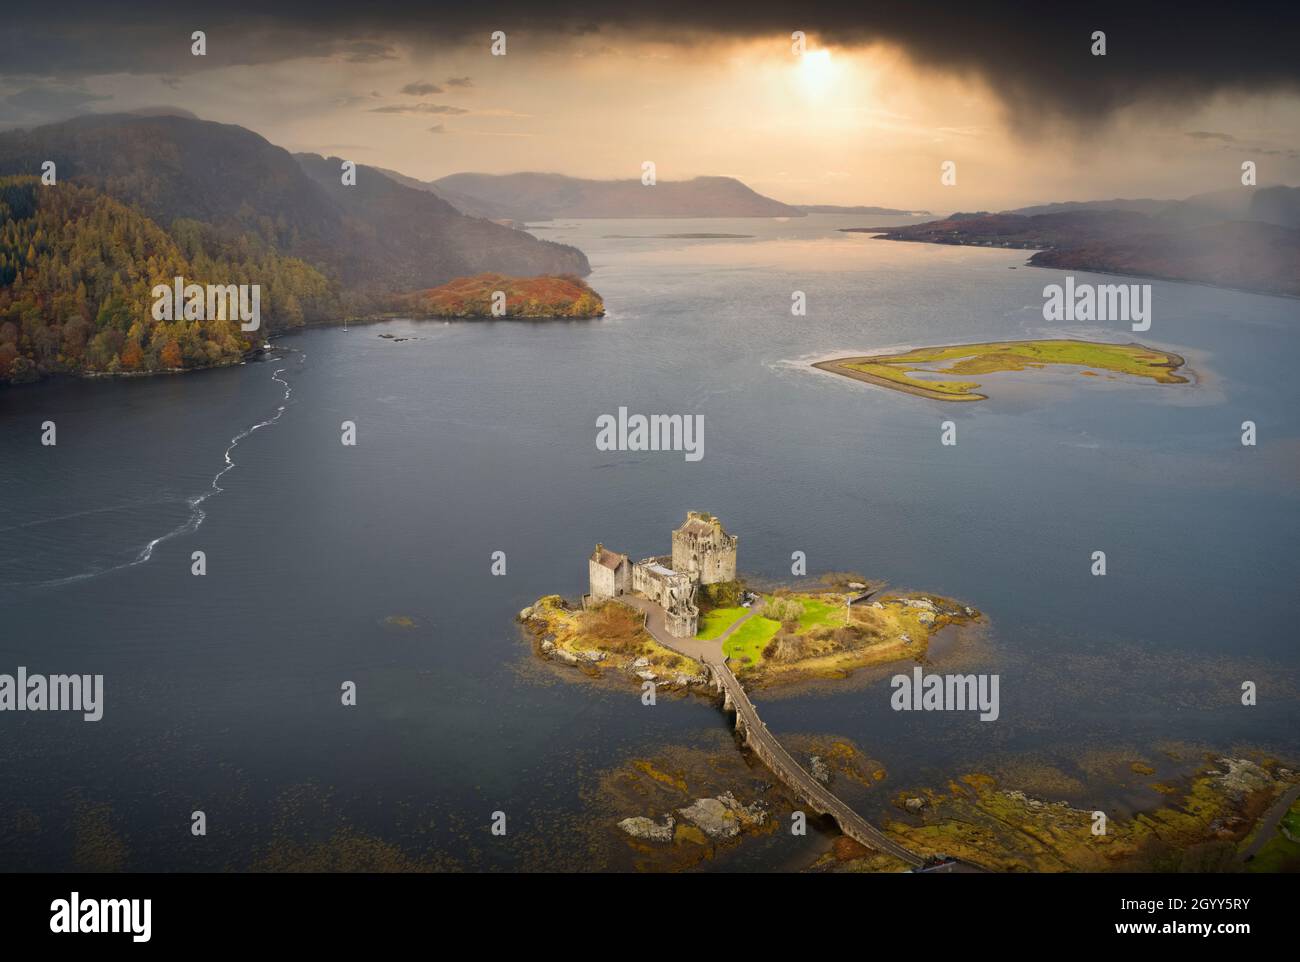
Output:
[712, 588, 980, 685]
[521, 578, 980, 692]
[815, 339, 1187, 402]
[401, 272, 605, 319]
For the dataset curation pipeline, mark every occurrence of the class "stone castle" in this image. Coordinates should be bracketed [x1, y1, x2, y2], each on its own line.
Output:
[588, 512, 738, 638]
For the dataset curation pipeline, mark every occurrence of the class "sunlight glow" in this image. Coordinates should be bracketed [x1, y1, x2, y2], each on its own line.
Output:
[797, 49, 837, 99]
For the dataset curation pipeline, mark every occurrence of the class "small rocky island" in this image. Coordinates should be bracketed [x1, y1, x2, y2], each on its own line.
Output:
[519, 511, 981, 690]
[814, 339, 1187, 402]
[399, 272, 605, 319]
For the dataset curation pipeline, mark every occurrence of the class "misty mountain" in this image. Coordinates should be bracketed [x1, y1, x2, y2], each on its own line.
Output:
[866, 206, 1300, 297]
[426, 172, 804, 220]
[1008, 186, 1300, 230]
[374, 167, 930, 223]
[0, 114, 589, 296]
[796, 204, 932, 216]
[1249, 186, 1300, 230]
[1006, 198, 1172, 218]
[293, 153, 589, 287]
[122, 106, 201, 120]
[373, 166, 515, 222]
[1030, 219, 1300, 296]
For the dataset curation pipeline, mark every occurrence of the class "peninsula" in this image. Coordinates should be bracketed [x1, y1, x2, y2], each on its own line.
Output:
[814, 339, 1188, 402]
[847, 203, 1300, 298]
[398, 272, 605, 319]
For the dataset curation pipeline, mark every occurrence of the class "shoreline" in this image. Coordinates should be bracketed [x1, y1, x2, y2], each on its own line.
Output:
[812, 356, 987, 401]
[523, 583, 981, 691]
[1, 310, 609, 389]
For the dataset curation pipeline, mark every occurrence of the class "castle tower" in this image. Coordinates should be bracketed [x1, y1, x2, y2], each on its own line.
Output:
[589, 543, 630, 601]
[670, 512, 737, 585]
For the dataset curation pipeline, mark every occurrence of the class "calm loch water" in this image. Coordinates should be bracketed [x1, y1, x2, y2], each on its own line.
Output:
[1, 215, 1297, 870]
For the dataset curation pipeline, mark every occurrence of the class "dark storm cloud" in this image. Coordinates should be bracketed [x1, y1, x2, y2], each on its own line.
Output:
[0, 84, 111, 123]
[1186, 131, 1237, 142]
[2, 1, 1298, 125]
[400, 81, 443, 95]
[444, 77, 473, 88]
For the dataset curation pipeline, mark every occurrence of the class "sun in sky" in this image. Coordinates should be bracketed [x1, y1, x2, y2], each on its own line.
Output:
[796, 48, 837, 99]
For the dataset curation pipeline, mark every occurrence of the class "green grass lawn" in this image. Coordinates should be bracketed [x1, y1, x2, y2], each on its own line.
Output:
[845, 339, 1186, 400]
[722, 616, 780, 664]
[697, 602, 780, 663]
[696, 606, 747, 640]
[797, 597, 843, 631]
[700, 595, 842, 665]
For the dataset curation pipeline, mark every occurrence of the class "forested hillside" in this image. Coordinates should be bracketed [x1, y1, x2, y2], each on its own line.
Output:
[0, 113, 593, 384]
[0, 176, 337, 382]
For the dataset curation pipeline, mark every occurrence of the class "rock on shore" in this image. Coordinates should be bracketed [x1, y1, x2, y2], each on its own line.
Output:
[675, 792, 769, 840]
[618, 815, 676, 842]
[809, 755, 831, 785]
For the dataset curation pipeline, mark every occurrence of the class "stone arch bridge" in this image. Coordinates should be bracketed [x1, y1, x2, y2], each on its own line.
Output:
[704, 657, 926, 868]
[620, 592, 932, 868]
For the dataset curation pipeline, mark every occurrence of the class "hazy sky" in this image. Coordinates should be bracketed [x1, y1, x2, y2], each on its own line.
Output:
[3, 5, 1299, 210]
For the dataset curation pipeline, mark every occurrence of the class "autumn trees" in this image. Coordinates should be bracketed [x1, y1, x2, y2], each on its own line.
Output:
[0, 176, 340, 383]
[403, 272, 606, 319]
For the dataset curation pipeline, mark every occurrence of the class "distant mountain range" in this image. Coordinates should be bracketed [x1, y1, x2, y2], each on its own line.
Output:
[373, 166, 519, 222]
[385, 171, 807, 221]
[795, 204, 932, 216]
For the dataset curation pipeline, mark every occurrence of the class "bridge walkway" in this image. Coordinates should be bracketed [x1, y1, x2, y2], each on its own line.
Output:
[614, 593, 926, 868]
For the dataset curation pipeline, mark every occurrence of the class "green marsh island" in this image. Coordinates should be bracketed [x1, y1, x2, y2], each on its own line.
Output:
[815, 339, 1188, 402]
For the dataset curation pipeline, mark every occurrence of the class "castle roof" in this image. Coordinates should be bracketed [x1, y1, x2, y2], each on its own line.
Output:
[679, 517, 719, 536]
[592, 546, 627, 569]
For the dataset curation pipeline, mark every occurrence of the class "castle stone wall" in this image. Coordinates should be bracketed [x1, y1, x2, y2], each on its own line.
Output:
[589, 559, 617, 601]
